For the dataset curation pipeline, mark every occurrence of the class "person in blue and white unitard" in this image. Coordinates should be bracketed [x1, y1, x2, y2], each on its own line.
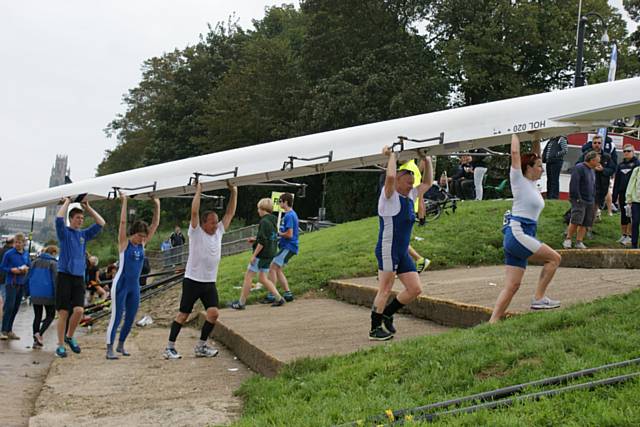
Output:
[105, 191, 160, 359]
[370, 145, 432, 341]
[490, 134, 562, 323]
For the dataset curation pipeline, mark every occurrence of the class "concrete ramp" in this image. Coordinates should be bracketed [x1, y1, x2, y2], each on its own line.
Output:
[211, 299, 450, 377]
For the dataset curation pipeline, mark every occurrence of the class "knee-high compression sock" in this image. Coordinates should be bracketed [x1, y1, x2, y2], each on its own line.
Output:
[199, 320, 215, 344]
[168, 321, 183, 348]
[370, 310, 383, 331]
[383, 298, 405, 317]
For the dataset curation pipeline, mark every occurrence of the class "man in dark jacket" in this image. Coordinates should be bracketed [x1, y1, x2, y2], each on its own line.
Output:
[542, 136, 568, 199]
[449, 155, 475, 199]
[612, 145, 640, 245]
[169, 226, 185, 248]
[564, 151, 599, 249]
[577, 136, 616, 212]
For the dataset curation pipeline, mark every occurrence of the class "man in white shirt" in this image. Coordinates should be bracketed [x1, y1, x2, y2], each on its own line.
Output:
[163, 180, 237, 359]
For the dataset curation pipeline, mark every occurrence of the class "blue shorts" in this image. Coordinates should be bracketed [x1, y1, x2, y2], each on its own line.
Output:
[503, 218, 541, 269]
[375, 249, 416, 274]
[271, 248, 296, 267]
[248, 258, 271, 274]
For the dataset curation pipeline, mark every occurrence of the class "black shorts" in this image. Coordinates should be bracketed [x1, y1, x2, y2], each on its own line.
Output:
[56, 272, 85, 311]
[179, 277, 219, 314]
[619, 196, 631, 225]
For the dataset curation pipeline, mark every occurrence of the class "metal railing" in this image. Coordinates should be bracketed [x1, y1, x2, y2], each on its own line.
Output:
[146, 224, 259, 269]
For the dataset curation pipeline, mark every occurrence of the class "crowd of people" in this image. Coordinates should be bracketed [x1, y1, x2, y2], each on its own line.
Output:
[2, 131, 639, 355]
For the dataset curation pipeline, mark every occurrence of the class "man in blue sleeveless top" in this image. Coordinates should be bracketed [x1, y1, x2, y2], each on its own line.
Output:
[371, 146, 432, 340]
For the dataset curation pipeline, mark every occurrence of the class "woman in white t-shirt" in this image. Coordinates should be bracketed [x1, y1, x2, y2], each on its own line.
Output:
[489, 134, 562, 323]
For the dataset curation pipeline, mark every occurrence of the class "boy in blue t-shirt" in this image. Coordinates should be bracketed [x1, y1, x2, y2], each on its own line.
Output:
[54, 197, 105, 358]
[268, 193, 299, 302]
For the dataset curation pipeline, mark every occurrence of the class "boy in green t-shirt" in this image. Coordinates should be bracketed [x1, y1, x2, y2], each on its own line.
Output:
[229, 198, 285, 309]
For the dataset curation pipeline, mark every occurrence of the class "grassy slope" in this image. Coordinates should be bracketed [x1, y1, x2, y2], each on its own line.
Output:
[217, 200, 638, 426]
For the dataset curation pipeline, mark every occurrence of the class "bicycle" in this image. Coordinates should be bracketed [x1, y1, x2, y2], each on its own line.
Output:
[422, 190, 459, 222]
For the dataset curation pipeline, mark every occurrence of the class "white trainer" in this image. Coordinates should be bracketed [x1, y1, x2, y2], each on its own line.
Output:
[562, 239, 572, 249]
[531, 296, 561, 310]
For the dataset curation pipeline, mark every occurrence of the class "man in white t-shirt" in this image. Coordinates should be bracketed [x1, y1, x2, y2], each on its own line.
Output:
[163, 180, 237, 359]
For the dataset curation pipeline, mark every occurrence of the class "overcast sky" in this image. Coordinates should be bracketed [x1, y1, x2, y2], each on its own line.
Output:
[0, 1, 636, 218]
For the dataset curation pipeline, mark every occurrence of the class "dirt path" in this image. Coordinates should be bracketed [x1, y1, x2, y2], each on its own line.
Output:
[30, 323, 252, 427]
[0, 304, 58, 427]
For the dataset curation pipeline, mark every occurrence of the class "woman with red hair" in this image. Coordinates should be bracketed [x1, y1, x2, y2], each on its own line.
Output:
[489, 134, 562, 323]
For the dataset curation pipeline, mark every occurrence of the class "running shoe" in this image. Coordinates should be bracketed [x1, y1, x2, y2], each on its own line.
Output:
[530, 296, 561, 310]
[283, 291, 294, 302]
[575, 241, 587, 249]
[55, 346, 67, 358]
[0, 332, 7, 340]
[271, 298, 285, 307]
[562, 239, 572, 249]
[163, 347, 182, 360]
[106, 347, 120, 360]
[623, 236, 632, 247]
[369, 326, 393, 341]
[194, 344, 219, 358]
[116, 345, 130, 356]
[416, 257, 431, 273]
[617, 235, 627, 244]
[64, 336, 81, 353]
[382, 315, 396, 335]
[260, 293, 276, 304]
[229, 300, 246, 310]
[7, 331, 20, 340]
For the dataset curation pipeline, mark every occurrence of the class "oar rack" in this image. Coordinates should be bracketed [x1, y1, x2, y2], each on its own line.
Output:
[391, 132, 445, 154]
[281, 151, 333, 171]
[107, 182, 157, 200]
[188, 167, 239, 186]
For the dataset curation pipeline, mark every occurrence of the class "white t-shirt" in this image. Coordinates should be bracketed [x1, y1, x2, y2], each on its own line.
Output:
[510, 167, 545, 221]
[378, 188, 417, 216]
[184, 223, 225, 283]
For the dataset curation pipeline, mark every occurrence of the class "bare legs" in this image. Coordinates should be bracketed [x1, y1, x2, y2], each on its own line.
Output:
[372, 271, 422, 313]
[490, 244, 561, 323]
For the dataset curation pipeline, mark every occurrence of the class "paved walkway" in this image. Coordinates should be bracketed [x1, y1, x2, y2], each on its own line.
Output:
[212, 299, 450, 376]
[0, 303, 59, 427]
[344, 266, 640, 312]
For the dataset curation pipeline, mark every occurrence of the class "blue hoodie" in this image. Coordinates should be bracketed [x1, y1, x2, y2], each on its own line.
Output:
[28, 253, 57, 303]
[0, 247, 31, 285]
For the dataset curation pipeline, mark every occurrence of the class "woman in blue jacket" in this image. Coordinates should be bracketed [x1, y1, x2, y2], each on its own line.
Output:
[28, 246, 58, 348]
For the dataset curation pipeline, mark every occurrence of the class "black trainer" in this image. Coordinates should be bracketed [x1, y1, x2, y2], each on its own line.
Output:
[382, 315, 396, 334]
[369, 326, 393, 341]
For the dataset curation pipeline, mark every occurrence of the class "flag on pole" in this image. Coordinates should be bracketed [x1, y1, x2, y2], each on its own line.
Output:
[597, 44, 618, 146]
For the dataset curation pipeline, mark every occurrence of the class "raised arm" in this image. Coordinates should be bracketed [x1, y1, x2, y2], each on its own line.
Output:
[416, 155, 433, 196]
[146, 196, 161, 243]
[382, 145, 396, 199]
[57, 197, 71, 218]
[191, 181, 202, 229]
[118, 192, 128, 252]
[82, 200, 106, 227]
[511, 134, 521, 170]
[221, 181, 238, 231]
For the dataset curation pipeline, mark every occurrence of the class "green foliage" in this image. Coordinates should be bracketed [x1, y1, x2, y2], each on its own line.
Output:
[98, 0, 640, 226]
[232, 289, 640, 426]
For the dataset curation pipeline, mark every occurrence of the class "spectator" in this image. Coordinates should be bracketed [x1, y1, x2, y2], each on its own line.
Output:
[564, 151, 599, 249]
[0, 233, 30, 340]
[99, 264, 118, 293]
[612, 145, 640, 246]
[582, 134, 618, 164]
[28, 246, 58, 348]
[86, 256, 108, 303]
[449, 155, 475, 200]
[577, 135, 616, 221]
[542, 135, 568, 199]
[0, 237, 14, 326]
[170, 226, 185, 248]
[625, 154, 640, 248]
[469, 149, 488, 200]
[425, 175, 449, 201]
